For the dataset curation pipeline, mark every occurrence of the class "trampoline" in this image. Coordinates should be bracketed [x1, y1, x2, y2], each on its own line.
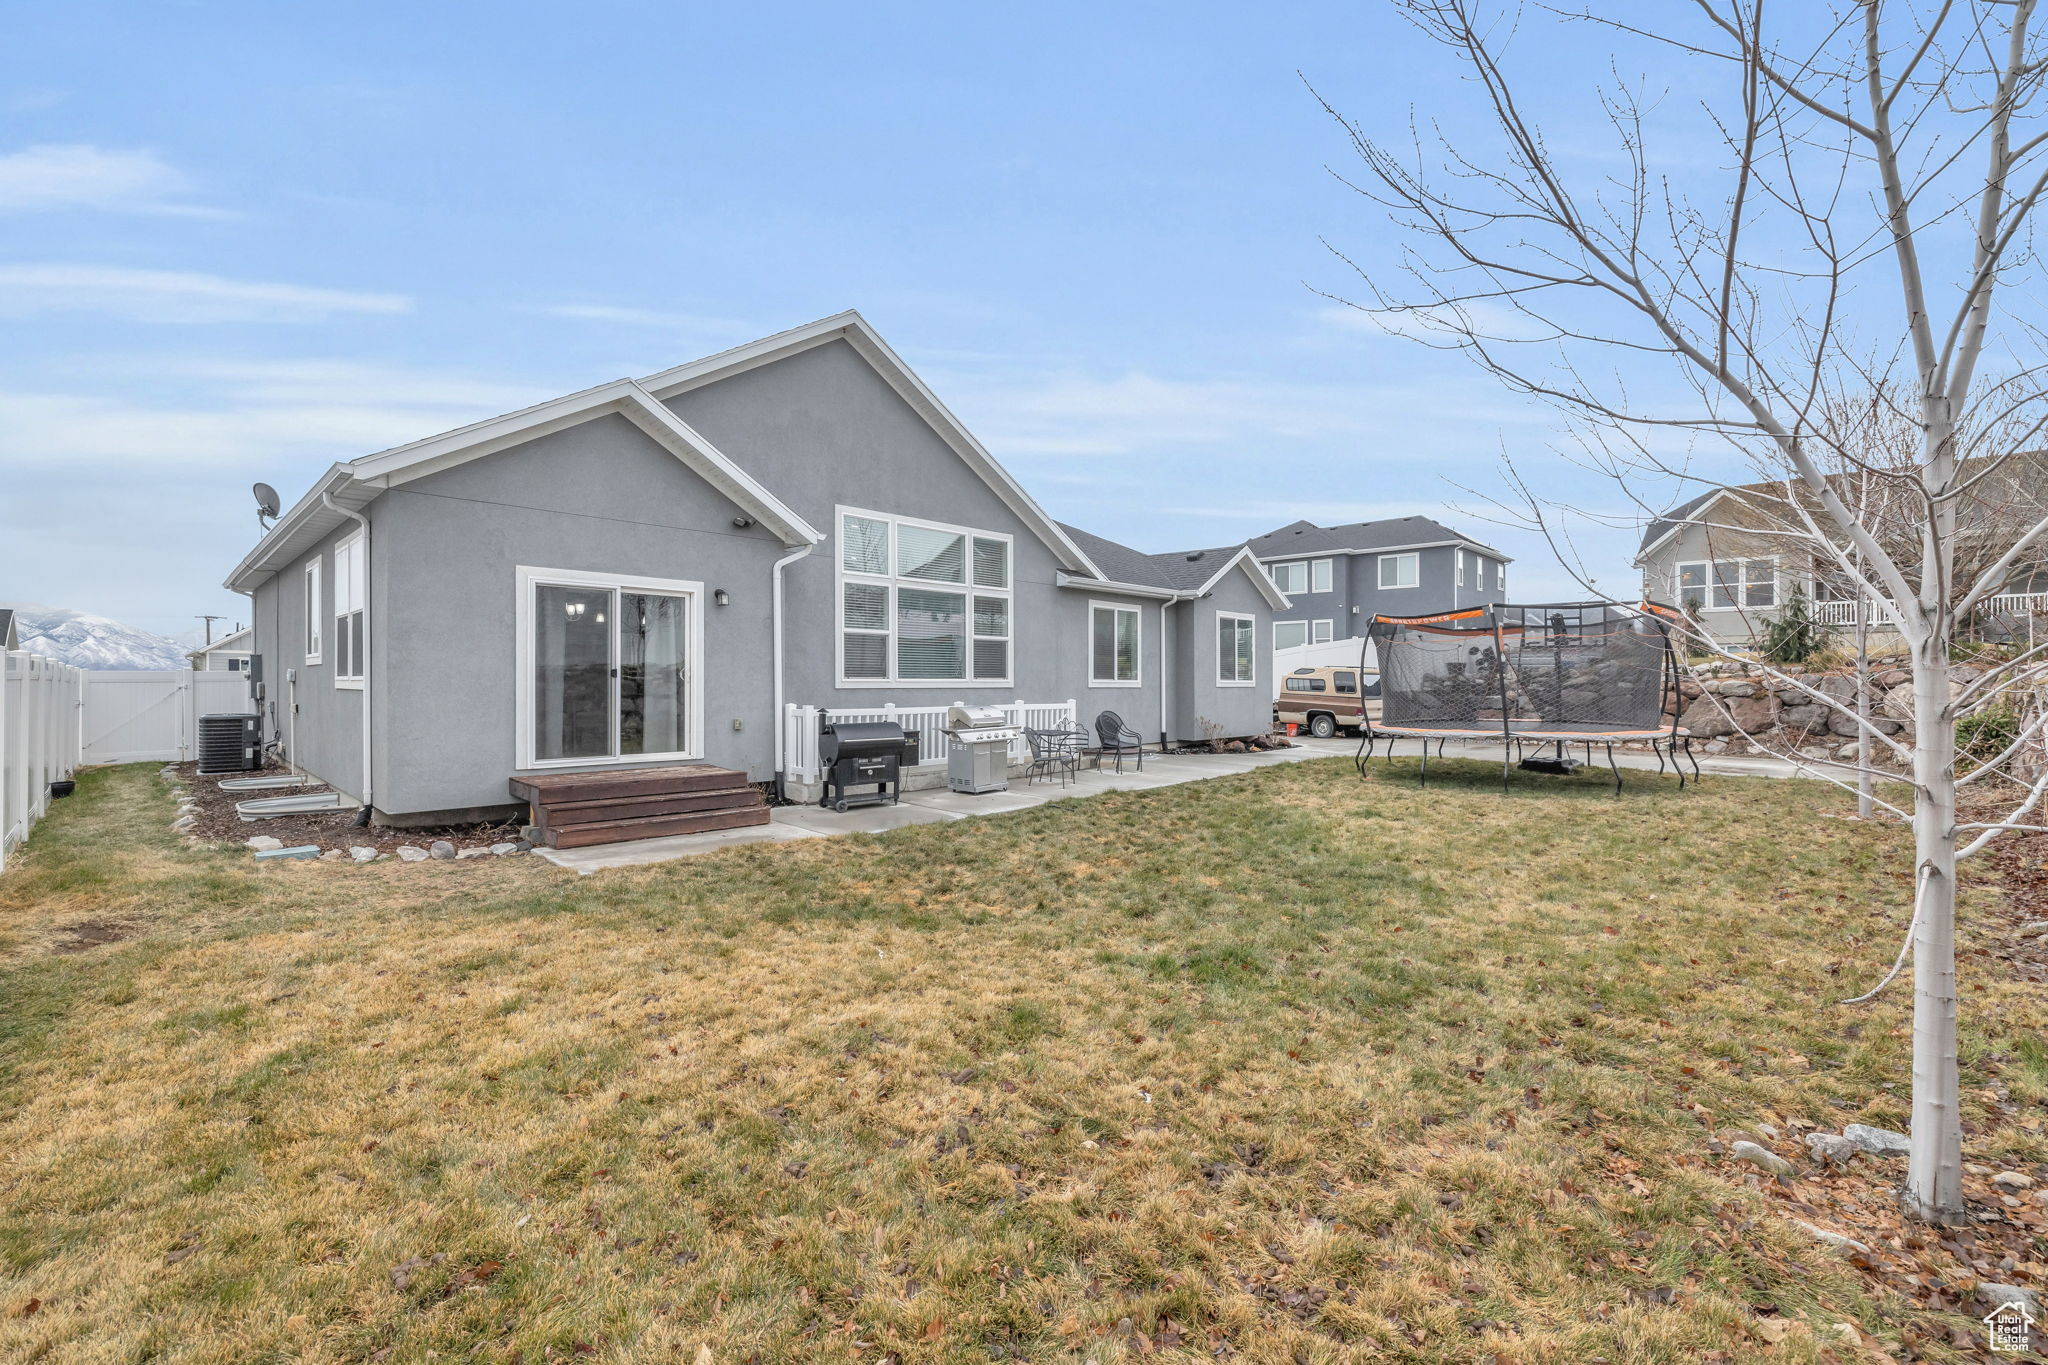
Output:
[1353, 600, 1696, 794]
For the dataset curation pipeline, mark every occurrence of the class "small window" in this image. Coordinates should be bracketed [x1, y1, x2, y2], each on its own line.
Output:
[1678, 559, 1774, 610]
[1284, 676, 1326, 693]
[1333, 670, 1358, 695]
[1310, 559, 1333, 594]
[1311, 619, 1333, 645]
[1217, 613, 1255, 685]
[1362, 675, 1382, 698]
[334, 531, 366, 685]
[303, 559, 322, 663]
[1090, 603, 1140, 685]
[1269, 561, 1308, 595]
[1378, 552, 1419, 589]
[1273, 620, 1309, 651]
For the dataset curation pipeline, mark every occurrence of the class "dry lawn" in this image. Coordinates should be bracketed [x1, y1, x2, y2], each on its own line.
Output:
[0, 760, 2041, 1364]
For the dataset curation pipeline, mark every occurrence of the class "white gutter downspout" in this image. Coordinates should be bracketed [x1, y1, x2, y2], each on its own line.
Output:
[321, 493, 373, 823]
[771, 541, 816, 795]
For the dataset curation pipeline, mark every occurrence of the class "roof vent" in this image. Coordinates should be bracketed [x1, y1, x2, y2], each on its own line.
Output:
[1184, 551, 1206, 562]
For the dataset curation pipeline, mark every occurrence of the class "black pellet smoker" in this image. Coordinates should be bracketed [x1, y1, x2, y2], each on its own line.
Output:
[816, 719, 913, 812]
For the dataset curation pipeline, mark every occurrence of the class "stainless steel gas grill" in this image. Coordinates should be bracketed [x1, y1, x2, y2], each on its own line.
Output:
[943, 704, 1021, 794]
[818, 720, 909, 812]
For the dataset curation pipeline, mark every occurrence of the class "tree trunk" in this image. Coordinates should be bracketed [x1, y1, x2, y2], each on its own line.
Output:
[1903, 632, 1966, 1223]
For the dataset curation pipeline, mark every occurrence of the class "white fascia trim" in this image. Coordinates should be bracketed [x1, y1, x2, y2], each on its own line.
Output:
[225, 382, 822, 593]
[1196, 547, 1291, 610]
[640, 310, 1106, 580]
[1053, 571, 1177, 600]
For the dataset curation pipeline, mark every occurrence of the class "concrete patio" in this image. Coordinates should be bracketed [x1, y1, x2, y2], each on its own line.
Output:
[534, 736, 1809, 874]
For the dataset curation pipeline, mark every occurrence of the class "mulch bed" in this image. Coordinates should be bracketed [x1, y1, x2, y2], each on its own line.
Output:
[167, 763, 523, 856]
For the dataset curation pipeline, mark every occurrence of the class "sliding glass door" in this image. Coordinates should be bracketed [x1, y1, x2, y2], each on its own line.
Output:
[524, 571, 699, 768]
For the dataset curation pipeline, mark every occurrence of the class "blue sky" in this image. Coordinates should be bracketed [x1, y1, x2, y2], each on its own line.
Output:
[0, 1, 1645, 638]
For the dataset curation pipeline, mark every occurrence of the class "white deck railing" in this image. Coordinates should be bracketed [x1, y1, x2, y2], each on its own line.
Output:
[1813, 600, 1901, 627]
[1984, 590, 2048, 617]
[781, 699, 1078, 783]
[1, 651, 84, 875]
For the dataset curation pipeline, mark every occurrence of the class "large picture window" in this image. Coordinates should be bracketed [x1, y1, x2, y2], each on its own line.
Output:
[1677, 559, 1776, 610]
[1090, 603, 1140, 685]
[517, 567, 701, 769]
[1217, 612, 1255, 686]
[838, 508, 1011, 685]
[334, 532, 366, 686]
[1378, 552, 1419, 589]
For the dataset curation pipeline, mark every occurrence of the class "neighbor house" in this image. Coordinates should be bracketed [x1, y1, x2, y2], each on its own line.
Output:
[1636, 463, 2048, 642]
[1172, 516, 1510, 651]
[225, 312, 1290, 826]
[188, 626, 253, 672]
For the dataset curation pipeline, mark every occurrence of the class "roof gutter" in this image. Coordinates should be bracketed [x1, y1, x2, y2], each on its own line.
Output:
[1052, 572, 1181, 600]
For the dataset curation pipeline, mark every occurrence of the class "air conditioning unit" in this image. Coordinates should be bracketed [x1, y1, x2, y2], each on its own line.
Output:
[198, 713, 261, 775]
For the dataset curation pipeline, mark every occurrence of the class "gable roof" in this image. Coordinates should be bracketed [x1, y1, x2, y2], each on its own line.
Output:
[226, 311, 1106, 594]
[1196, 515, 1508, 562]
[1054, 523, 1291, 609]
[225, 379, 823, 593]
[189, 626, 253, 658]
[642, 311, 1102, 578]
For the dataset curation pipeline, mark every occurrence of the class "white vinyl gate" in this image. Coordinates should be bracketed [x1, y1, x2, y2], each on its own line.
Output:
[79, 669, 255, 766]
[1, 651, 85, 874]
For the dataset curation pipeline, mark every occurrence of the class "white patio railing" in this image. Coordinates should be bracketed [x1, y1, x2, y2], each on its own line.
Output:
[781, 699, 1078, 783]
[1983, 590, 2048, 617]
[1, 651, 85, 875]
[1813, 599, 1901, 628]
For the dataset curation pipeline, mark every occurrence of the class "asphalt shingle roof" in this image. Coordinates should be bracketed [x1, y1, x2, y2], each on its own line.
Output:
[1056, 523, 1241, 592]
[1237, 516, 1505, 559]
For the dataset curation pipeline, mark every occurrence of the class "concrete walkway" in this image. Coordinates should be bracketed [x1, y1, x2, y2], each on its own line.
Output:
[535, 736, 1808, 874]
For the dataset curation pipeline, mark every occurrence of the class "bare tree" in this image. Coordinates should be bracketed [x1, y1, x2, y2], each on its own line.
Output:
[1319, 0, 2048, 1223]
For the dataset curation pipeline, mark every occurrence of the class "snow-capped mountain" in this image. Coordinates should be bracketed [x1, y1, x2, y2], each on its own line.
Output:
[3, 602, 192, 670]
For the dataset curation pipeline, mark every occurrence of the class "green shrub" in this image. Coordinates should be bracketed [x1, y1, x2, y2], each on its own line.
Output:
[1955, 700, 2021, 773]
[1762, 585, 1828, 664]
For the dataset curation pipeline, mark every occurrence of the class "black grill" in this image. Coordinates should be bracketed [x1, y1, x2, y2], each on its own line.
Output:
[818, 721, 908, 812]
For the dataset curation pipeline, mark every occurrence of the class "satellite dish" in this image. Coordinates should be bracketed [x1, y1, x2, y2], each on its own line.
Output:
[252, 482, 280, 524]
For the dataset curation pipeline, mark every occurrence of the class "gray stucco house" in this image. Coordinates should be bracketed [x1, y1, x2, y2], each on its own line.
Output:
[225, 312, 1289, 825]
[1172, 516, 1510, 650]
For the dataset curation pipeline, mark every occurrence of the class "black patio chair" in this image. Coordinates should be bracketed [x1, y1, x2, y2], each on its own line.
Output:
[1023, 726, 1085, 787]
[1094, 710, 1145, 772]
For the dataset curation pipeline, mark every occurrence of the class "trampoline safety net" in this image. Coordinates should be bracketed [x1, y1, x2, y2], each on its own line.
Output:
[1369, 602, 1673, 738]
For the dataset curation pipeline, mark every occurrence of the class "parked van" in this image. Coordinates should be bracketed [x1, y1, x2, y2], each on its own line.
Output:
[1273, 666, 1381, 738]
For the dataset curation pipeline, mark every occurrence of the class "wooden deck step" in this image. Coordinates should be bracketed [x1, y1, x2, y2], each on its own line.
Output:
[535, 785, 761, 828]
[509, 765, 750, 805]
[539, 805, 770, 849]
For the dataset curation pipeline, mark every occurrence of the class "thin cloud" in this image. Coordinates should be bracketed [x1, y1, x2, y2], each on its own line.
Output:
[0, 144, 220, 216]
[0, 358, 543, 469]
[0, 265, 411, 323]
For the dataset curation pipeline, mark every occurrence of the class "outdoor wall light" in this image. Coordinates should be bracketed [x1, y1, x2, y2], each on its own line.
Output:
[714, 589, 730, 606]
[731, 515, 754, 529]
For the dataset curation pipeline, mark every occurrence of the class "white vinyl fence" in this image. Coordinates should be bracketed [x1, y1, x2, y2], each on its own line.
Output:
[781, 699, 1078, 783]
[1, 651, 85, 874]
[79, 669, 254, 766]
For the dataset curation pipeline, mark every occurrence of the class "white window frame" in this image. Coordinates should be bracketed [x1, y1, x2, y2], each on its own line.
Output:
[302, 558, 323, 664]
[1310, 619, 1334, 645]
[1378, 552, 1420, 590]
[1216, 611, 1256, 687]
[333, 530, 366, 690]
[1310, 558, 1333, 593]
[1088, 601, 1142, 687]
[834, 505, 1013, 688]
[1272, 620, 1309, 652]
[1675, 557, 1778, 611]
[513, 565, 705, 771]
[1268, 560, 1309, 595]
